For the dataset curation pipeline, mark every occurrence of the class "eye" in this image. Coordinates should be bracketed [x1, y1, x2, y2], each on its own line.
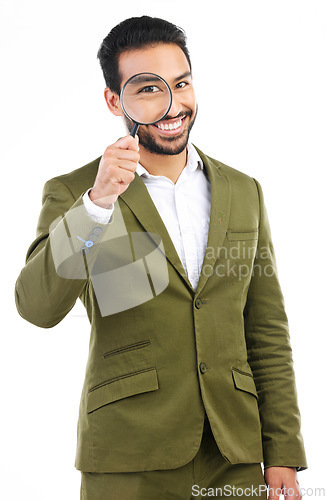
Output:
[139, 85, 160, 93]
[176, 81, 190, 89]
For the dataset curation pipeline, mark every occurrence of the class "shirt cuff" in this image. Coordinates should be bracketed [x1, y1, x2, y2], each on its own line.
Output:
[82, 188, 115, 224]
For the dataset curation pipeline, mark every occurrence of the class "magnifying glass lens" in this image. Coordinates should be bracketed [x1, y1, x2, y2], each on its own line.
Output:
[121, 73, 172, 125]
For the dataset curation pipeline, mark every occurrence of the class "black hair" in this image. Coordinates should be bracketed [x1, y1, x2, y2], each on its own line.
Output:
[97, 16, 191, 95]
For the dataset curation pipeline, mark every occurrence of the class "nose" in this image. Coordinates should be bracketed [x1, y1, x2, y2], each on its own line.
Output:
[167, 92, 183, 119]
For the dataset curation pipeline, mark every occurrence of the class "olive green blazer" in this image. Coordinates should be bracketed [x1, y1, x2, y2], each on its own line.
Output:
[15, 146, 307, 473]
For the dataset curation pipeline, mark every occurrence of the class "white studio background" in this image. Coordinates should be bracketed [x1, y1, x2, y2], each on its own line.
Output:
[1, 0, 325, 498]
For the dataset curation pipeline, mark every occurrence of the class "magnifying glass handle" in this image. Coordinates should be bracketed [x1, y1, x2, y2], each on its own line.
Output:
[130, 123, 139, 138]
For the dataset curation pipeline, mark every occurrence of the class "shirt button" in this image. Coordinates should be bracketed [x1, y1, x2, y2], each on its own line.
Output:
[195, 298, 202, 309]
[199, 362, 207, 374]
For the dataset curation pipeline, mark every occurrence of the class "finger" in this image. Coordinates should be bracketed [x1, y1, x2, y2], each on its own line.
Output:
[112, 159, 139, 173]
[267, 486, 280, 500]
[101, 149, 139, 168]
[284, 484, 302, 500]
[113, 149, 140, 163]
[114, 135, 139, 152]
[111, 170, 135, 185]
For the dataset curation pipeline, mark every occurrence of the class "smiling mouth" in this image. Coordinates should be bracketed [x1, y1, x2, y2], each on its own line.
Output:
[151, 115, 187, 135]
[154, 116, 185, 131]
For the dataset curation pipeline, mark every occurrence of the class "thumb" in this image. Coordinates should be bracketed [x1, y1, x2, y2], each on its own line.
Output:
[115, 134, 139, 152]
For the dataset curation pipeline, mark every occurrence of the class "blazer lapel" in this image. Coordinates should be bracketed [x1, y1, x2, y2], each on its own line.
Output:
[119, 171, 194, 292]
[194, 147, 231, 296]
[119, 146, 231, 296]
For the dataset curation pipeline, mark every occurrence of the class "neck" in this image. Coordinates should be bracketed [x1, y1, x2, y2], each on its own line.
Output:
[138, 145, 188, 184]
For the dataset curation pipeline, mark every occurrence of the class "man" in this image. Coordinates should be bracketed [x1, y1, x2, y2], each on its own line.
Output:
[15, 16, 307, 500]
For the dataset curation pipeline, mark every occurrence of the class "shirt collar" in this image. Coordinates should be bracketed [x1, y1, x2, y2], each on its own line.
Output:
[136, 143, 203, 178]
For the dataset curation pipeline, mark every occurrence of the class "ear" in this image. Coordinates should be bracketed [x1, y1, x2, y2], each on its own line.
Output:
[104, 87, 123, 117]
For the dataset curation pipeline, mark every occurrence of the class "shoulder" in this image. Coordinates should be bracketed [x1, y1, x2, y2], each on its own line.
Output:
[44, 156, 101, 201]
[193, 144, 260, 197]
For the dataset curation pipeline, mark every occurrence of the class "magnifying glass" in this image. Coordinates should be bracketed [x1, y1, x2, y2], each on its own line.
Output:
[120, 72, 172, 137]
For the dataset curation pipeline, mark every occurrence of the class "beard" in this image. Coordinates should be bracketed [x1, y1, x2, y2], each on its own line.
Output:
[123, 105, 198, 156]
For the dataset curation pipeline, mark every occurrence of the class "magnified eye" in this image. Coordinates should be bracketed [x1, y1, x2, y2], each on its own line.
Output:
[139, 85, 161, 93]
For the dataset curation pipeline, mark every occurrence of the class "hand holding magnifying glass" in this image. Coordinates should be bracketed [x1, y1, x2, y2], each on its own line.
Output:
[89, 72, 172, 209]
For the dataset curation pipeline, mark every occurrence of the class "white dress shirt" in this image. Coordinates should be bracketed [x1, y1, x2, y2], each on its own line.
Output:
[82, 143, 211, 290]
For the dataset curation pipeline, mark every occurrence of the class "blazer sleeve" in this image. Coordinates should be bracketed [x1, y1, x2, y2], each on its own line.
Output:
[15, 177, 112, 328]
[243, 178, 308, 471]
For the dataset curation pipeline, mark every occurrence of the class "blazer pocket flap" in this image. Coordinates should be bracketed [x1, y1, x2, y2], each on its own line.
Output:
[227, 230, 258, 241]
[232, 369, 258, 399]
[87, 368, 159, 413]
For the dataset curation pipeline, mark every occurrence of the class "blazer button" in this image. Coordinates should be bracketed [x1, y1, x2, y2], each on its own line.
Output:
[199, 362, 207, 374]
[195, 298, 202, 309]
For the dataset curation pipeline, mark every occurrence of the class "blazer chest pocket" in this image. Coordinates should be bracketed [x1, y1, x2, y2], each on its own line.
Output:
[87, 368, 159, 413]
[103, 339, 150, 359]
[232, 368, 258, 399]
[226, 229, 258, 241]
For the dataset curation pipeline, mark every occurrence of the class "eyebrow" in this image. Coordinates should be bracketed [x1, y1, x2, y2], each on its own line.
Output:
[126, 71, 192, 87]
[128, 75, 161, 85]
[173, 71, 192, 83]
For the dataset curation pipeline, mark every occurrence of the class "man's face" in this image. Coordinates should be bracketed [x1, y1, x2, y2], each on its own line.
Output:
[117, 43, 197, 156]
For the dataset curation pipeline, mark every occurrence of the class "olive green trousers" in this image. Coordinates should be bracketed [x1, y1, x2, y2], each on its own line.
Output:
[80, 416, 267, 500]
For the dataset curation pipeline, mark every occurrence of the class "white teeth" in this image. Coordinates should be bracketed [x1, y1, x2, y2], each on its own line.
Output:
[156, 118, 183, 130]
